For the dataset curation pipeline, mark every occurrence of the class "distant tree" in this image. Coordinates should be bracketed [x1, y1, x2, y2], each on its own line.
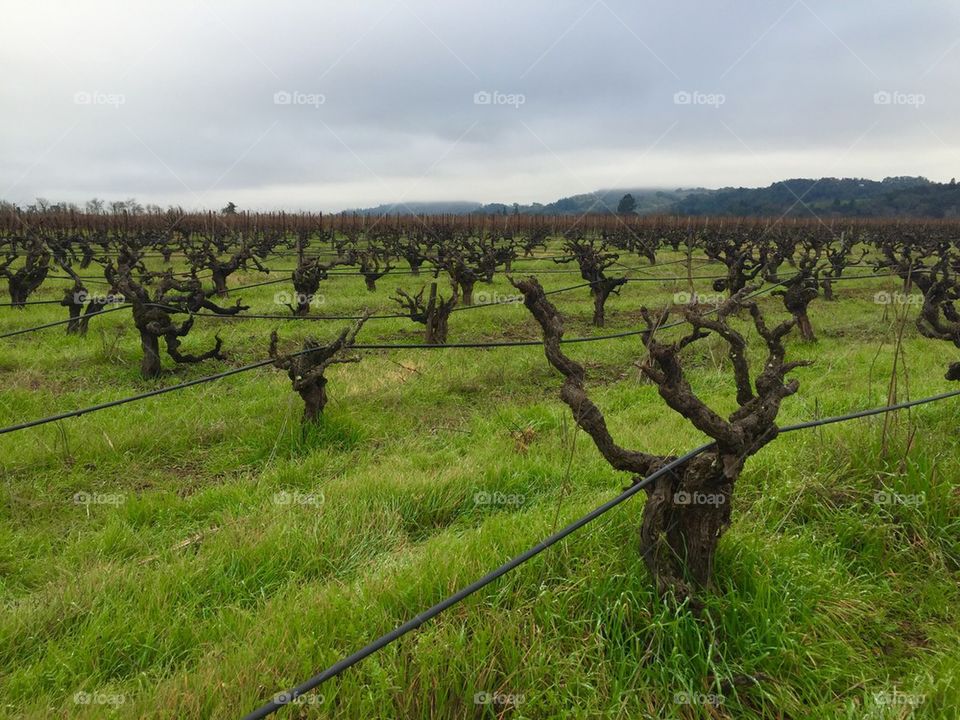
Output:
[616, 193, 637, 215]
[33, 197, 51, 212]
[107, 198, 143, 214]
[85, 198, 105, 214]
[222, 201, 238, 214]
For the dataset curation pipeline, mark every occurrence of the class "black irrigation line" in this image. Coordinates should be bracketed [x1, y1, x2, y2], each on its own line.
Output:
[0, 321, 671, 435]
[0, 267, 926, 328]
[0, 280, 802, 434]
[341, 279, 792, 349]
[48, 269, 214, 281]
[262, 264, 679, 276]
[216, 275, 289, 291]
[46, 276, 113, 286]
[2, 298, 70, 306]
[240, 386, 960, 720]
[0, 275, 291, 311]
[0, 304, 131, 338]
[2, 272, 769, 341]
[0, 266, 687, 322]
[0, 267, 925, 340]
[0, 280, 598, 333]
[1, 252, 715, 265]
[0, 262, 708, 308]
[0, 356, 277, 436]
[14, 256, 913, 311]
[0, 270, 850, 439]
[34, 266, 528, 279]
[0, 270, 929, 434]
[170, 272, 729, 323]
[4, 251, 573, 258]
[167, 281, 601, 322]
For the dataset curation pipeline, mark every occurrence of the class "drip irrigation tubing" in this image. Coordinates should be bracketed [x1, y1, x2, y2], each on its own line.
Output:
[240, 386, 960, 719]
[0, 267, 919, 341]
[0, 280, 798, 433]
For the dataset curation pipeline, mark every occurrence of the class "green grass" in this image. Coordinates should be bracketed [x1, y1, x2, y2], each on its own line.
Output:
[1, 248, 958, 718]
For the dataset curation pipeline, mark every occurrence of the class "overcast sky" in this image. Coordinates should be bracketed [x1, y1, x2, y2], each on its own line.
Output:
[2, 0, 958, 211]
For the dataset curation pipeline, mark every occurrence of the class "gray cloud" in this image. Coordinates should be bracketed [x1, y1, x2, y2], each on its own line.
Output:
[2, 0, 958, 211]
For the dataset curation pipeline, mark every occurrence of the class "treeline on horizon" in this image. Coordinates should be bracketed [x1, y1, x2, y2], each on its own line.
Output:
[4, 175, 960, 220]
[350, 176, 960, 219]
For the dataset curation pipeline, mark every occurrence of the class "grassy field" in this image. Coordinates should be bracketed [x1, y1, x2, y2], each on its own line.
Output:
[1, 247, 958, 719]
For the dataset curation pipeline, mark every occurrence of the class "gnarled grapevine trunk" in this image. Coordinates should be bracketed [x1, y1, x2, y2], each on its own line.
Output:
[140, 331, 162, 379]
[425, 310, 450, 345]
[393, 283, 457, 344]
[270, 315, 368, 424]
[458, 277, 475, 306]
[821, 278, 834, 301]
[78, 297, 110, 335]
[639, 453, 733, 596]
[7, 282, 28, 308]
[106, 250, 225, 379]
[512, 276, 806, 603]
[554, 235, 626, 327]
[590, 278, 626, 327]
[795, 311, 815, 342]
[299, 376, 329, 423]
[211, 268, 229, 296]
[61, 284, 85, 334]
